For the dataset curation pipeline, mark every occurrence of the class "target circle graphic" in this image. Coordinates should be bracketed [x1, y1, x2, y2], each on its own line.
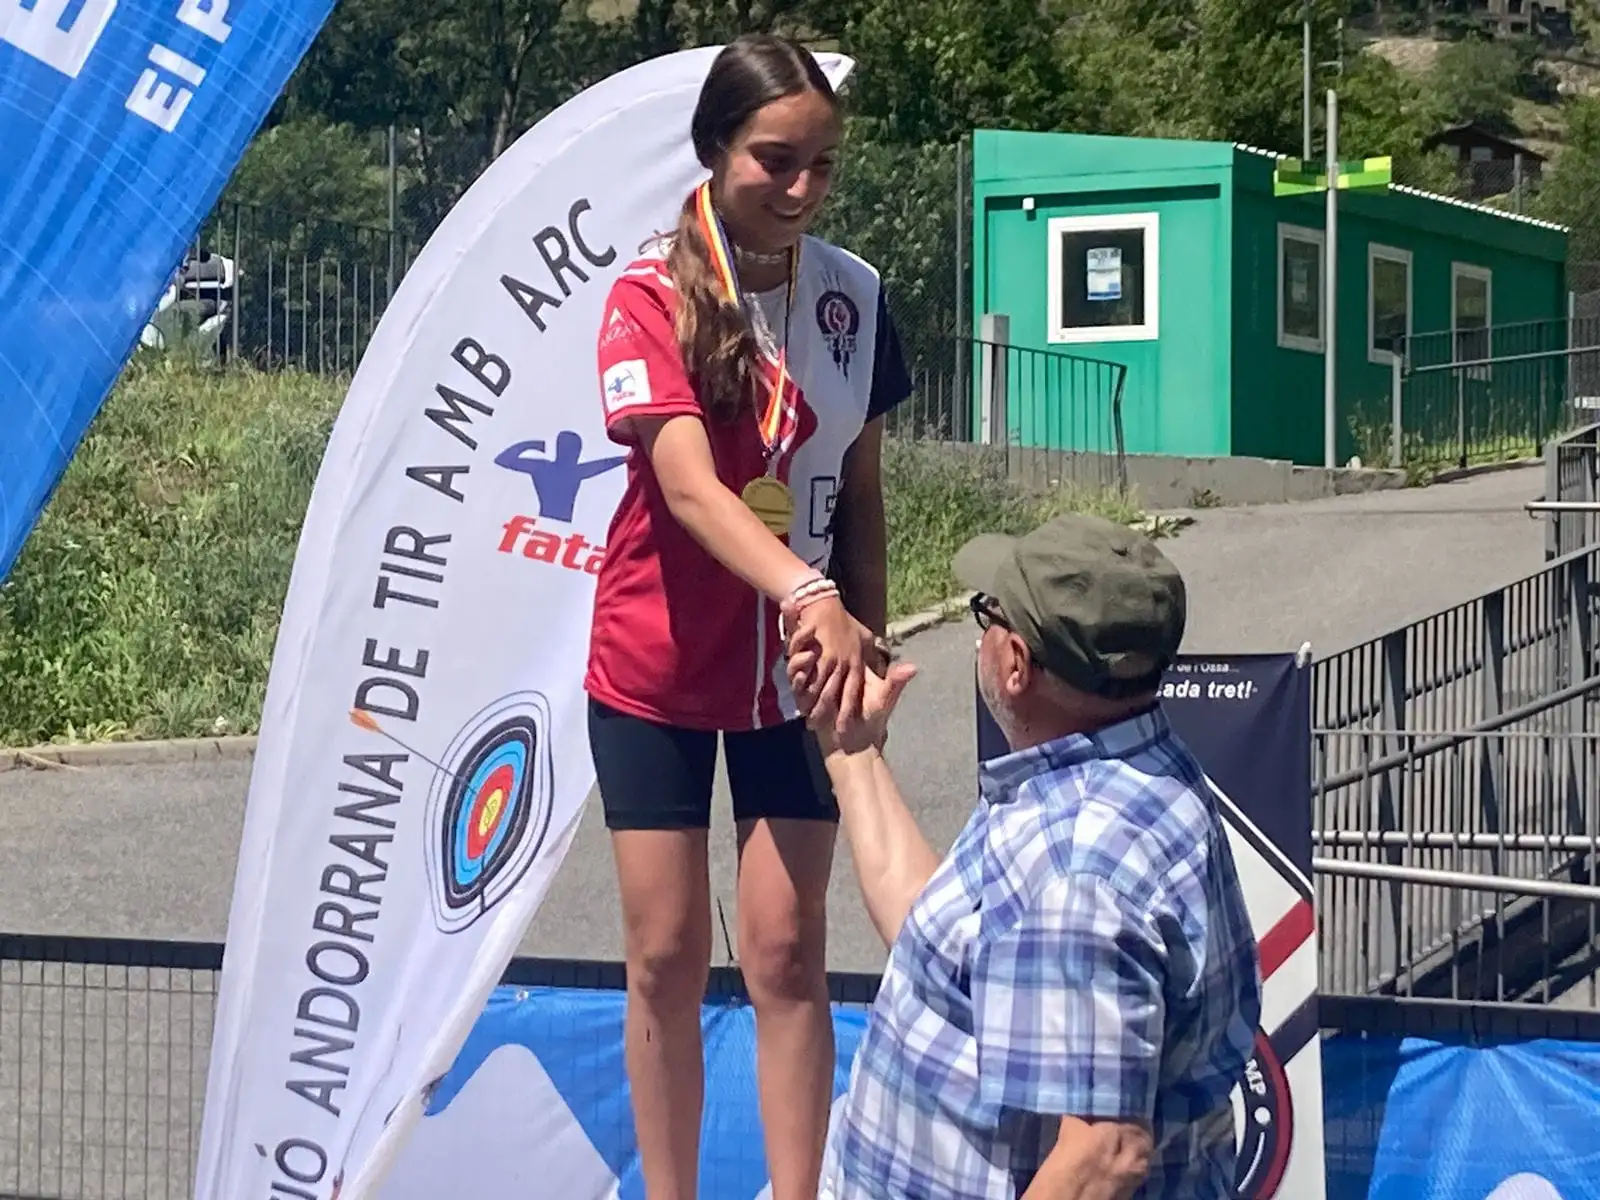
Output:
[1233, 1027, 1294, 1198]
[424, 692, 555, 934]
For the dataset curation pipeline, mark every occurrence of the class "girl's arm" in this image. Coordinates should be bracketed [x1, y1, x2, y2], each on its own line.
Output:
[630, 411, 821, 602]
[828, 416, 889, 638]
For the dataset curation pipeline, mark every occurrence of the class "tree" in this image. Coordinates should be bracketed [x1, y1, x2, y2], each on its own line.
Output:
[1534, 96, 1600, 260]
[1430, 38, 1520, 134]
[1191, 0, 1344, 152]
[221, 117, 391, 226]
[1337, 50, 1452, 183]
[1053, 0, 1205, 140]
[840, 0, 1074, 144]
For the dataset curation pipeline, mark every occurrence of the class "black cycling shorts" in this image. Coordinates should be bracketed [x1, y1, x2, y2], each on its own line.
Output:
[587, 697, 839, 830]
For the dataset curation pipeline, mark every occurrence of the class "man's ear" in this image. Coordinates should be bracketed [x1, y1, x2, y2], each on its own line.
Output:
[1004, 632, 1032, 699]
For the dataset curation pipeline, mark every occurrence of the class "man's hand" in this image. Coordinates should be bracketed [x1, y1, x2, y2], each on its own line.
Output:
[788, 642, 917, 755]
[780, 603, 939, 951]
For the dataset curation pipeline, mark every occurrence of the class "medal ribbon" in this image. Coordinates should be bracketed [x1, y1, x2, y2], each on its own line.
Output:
[694, 180, 799, 454]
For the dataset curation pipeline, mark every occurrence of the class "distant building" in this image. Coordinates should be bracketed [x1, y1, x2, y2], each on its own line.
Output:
[967, 130, 1568, 467]
[1421, 122, 1546, 200]
[1471, 0, 1572, 41]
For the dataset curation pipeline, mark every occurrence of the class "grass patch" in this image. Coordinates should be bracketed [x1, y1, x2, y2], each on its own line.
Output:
[1347, 410, 1544, 486]
[0, 356, 343, 746]
[884, 439, 1146, 619]
[0, 363, 1145, 746]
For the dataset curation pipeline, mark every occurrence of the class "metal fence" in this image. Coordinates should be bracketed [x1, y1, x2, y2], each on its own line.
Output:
[1437, 155, 1544, 211]
[1386, 317, 1595, 474]
[0, 936, 885, 1200]
[883, 334, 1129, 494]
[191, 136, 969, 386]
[1532, 421, 1600, 559]
[177, 201, 417, 373]
[1311, 542, 1600, 1002]
[4, 930, 1596, 1200]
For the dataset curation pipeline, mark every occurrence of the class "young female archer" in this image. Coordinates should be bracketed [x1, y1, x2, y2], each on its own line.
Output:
[583, 34, 912, 1200]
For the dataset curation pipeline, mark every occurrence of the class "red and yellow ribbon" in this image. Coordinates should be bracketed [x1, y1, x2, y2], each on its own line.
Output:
[694, 180, 798, 452]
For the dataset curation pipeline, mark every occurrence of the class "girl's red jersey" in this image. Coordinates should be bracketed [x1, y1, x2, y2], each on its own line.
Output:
[583, 237, 910, 731]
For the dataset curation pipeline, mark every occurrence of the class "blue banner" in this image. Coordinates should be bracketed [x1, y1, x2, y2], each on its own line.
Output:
[379, 983, 873, 1200]
[0, 0, 336, 580]
[1323, 1033, 1600, 1199]
[386, 988, 1600, 1199]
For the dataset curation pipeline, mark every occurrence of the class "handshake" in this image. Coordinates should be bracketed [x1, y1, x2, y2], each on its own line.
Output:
[778, 593, 918, 758]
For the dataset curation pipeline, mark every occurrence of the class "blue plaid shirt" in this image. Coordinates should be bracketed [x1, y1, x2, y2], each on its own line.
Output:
[822, 706, 1262, 1199]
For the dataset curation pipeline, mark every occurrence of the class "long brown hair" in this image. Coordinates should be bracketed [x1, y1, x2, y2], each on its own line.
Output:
[666, 35, 837, 423]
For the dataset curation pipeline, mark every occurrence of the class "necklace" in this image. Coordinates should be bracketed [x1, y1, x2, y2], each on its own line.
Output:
[733, 244, 791, 268]
[695, 180, 801, 537]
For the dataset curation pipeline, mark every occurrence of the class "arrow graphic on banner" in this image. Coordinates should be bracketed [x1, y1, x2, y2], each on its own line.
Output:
[349, 708, 458, 779]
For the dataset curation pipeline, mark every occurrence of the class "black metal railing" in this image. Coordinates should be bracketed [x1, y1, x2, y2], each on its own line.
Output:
[1362, 317, 1600, 476]
[877, 335, 1129, 496]
[1312, 544, 1600, 1000]
[1537, 421, 1600, 559]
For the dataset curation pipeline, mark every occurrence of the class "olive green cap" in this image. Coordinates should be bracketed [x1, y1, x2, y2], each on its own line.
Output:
[953, 513, 1186, 698]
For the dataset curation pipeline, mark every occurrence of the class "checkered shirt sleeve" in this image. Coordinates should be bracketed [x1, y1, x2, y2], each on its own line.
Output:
[973, 872, 1167, 1122]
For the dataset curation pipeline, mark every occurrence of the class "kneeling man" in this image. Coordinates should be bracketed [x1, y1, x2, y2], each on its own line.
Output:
[787, 514, 1262, 1200]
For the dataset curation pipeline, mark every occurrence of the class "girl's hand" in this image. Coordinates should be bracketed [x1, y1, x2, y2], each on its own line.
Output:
[783, 595, 875, 733]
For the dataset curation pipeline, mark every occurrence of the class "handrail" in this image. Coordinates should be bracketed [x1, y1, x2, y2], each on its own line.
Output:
[1527, 501, 1600, 513]
[963, 333, 1129, 374]
[1314, 858, 1600, 903]
[1317, 673, 1600, 793]
[1405, 343, 1600, 374]
[1317, 831, 1600, 852]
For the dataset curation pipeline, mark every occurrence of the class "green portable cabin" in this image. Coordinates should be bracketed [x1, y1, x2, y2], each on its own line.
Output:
[969, 129, 1569, 467]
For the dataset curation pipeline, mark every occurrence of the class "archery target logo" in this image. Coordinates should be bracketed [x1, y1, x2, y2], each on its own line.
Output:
[424, 692, 555, 934]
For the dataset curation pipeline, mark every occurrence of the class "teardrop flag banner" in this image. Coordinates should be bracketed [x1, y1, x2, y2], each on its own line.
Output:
[0, 0, 337, 582]
[190, 45, 856, 1200]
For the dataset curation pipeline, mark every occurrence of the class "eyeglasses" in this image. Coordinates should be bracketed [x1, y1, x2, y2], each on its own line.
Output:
[970, 592, 1010, 633]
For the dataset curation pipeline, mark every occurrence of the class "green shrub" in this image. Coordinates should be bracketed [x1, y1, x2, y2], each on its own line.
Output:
[0, 357, 341, 745]
[884, 439, 1144, 619]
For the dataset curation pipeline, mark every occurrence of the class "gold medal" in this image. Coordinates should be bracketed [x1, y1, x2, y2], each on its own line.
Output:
[742, 476, 794, 536]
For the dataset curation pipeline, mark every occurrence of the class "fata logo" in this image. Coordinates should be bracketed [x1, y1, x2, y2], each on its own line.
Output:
[497, 516, 605, 574]
[602, 358, 651, 414]
[494, 429, 624, 573]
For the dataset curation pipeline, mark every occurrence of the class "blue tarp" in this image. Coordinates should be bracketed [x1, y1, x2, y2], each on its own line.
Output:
[1323, 1031, 1600, 1200]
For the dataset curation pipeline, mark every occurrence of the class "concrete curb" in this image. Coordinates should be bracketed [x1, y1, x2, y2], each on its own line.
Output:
[3, 734, 260, 772]
[2, 595, 977, 771]
[1428, 457, 1543, 486]
[883, 591, 973, 645]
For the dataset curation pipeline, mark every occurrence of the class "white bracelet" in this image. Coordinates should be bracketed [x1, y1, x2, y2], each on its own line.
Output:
[790, 578, 838, 605]
[784, 569, 826, 598]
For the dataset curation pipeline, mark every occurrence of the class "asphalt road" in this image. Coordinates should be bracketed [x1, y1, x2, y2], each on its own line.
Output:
[0, 465, 1552, 978]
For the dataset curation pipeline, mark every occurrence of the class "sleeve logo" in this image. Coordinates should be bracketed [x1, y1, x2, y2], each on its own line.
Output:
[599, 305, 639, 350]
[602, 358, 651, 414]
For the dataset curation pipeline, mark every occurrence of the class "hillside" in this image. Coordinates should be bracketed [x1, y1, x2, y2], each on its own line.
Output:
[1362, 30, 1600, 160]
